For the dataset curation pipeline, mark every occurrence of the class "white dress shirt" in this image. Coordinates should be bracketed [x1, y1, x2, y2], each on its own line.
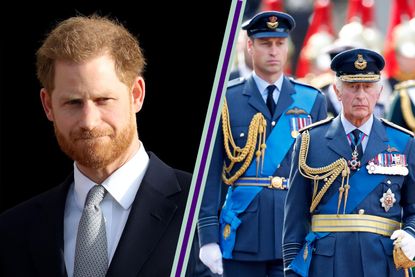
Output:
[252, 71, 284, 105]
[341, 113, 374, 152]
[64, 142, 149, 277]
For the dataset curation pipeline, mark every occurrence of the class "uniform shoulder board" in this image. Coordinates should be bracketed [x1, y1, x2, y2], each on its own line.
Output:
[380, 118, 414, 137]
[299, 117, 334, 132]
[290, 78, 322, 93]
[394, 80, 415, 91]
[227, 77, 245, 88]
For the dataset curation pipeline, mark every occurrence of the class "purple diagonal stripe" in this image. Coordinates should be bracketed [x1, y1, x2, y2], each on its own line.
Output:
[174, 1, 243, 276]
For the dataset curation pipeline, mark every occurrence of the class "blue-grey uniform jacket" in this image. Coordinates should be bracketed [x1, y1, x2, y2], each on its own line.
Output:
[198, 75, 327, 261]
[283, 116, 415, 277]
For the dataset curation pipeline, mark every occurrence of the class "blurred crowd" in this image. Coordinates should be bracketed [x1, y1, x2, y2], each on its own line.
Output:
[230, 0, 415, 132]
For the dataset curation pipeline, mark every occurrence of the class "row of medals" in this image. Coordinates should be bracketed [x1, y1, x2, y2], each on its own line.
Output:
[348, 147, 407, 212]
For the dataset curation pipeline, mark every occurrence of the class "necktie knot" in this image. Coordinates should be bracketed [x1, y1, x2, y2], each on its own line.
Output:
[267, 85, 276, 95]
[85, 185, 106, 208]
[351, 129, 362, 146]
[266, 85, 277, 115]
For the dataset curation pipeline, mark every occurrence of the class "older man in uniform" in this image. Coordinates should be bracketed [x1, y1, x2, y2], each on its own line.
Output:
[283, 48, 415, 277]
[197, 11, 327, 277]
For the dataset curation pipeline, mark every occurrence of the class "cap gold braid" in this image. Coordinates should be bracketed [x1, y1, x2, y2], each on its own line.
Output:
[339, 74, 380, 82]
[399, 88, 415, 132]
[221, 99, 267, 185]
[298, 130, 350, 213]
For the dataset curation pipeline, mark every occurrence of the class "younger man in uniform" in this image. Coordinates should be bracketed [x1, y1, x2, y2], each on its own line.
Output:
[198, 11, 327, 276]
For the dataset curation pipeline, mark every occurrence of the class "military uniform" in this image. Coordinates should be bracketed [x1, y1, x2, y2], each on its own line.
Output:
[198, 8, 329, 264]
[283, 49, 415, 277]
[388, 80, 415, 132]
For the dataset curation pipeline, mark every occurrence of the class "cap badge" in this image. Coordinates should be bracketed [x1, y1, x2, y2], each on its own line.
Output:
[267, 16, 279, 29]
[354, 54, 367, 70]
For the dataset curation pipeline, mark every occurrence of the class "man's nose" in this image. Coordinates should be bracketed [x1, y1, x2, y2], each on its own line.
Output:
[79, 102, 100, 130]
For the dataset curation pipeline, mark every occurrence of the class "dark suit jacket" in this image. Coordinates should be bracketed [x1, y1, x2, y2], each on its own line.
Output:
[0, 152, 191, 277]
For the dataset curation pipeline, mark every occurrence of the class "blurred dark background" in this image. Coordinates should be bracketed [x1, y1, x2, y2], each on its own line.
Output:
[0, 1, 231, 212]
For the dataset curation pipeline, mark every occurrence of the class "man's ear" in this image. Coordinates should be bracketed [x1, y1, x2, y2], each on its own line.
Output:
[132, 77, 145, 113]
[376, 84, 383, 101]
[333, 83, 342, 101]
[247, 38, 253, 56]
[40, 88, 54, 121]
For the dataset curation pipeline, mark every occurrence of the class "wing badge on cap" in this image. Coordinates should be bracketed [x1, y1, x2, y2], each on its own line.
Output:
[354, 54, 367, 70]
[267, 16, 279, 29]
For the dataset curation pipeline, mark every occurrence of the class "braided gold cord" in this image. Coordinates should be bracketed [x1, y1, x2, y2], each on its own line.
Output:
[221, 99, 267, 185]
[298, 131, 350, 213]
[400, 89, 415, 132]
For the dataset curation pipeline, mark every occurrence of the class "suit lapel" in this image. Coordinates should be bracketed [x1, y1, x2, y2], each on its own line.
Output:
[361, 118, 388, 165]
[107, 153, 181, 277]
[244, 76, 272, 119]
[326, 116, 353, 159]
[273, 77, 294, 121]
[30, 176, 72, 277]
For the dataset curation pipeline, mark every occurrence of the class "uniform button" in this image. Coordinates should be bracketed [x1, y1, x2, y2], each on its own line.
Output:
[240, 132, 245, 137]
[358, 209, 365, 215]
[387, 180, 391, 185]
[271, 121, 276, 126]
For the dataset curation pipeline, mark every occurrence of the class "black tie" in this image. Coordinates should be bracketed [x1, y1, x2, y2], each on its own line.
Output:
[266, 85, 276, 116]
[351, 129, 364, 159]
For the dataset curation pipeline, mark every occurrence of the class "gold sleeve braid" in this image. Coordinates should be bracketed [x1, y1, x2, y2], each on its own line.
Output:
[221, 99, 267, 185]
[298, 130, 350, 213]
[399, 89, 415, 132]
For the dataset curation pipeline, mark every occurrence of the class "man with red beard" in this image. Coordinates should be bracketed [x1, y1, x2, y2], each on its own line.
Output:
[0, 15, 193, 277]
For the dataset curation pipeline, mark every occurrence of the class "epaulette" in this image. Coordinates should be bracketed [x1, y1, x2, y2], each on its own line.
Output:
[394, 80, 415, 91]
[227, 77, 245, 88]
[299, 117, 334, 132]
[380, 118, 414, 137]
[290, 78, 322, 93]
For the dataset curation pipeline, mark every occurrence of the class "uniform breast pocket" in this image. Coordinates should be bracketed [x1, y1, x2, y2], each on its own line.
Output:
[379, 175, 405, 204]
[231, 126, 249, 147]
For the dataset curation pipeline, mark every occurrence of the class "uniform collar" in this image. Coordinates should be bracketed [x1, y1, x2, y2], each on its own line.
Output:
[340, 113, 373, 136]
[252, 71, 284, 98]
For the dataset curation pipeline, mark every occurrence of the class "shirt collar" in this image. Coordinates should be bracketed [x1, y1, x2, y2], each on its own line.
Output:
[340, 113, 373, 136]
[252, 71, 284, 98]
[73, 142, 149, 211]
